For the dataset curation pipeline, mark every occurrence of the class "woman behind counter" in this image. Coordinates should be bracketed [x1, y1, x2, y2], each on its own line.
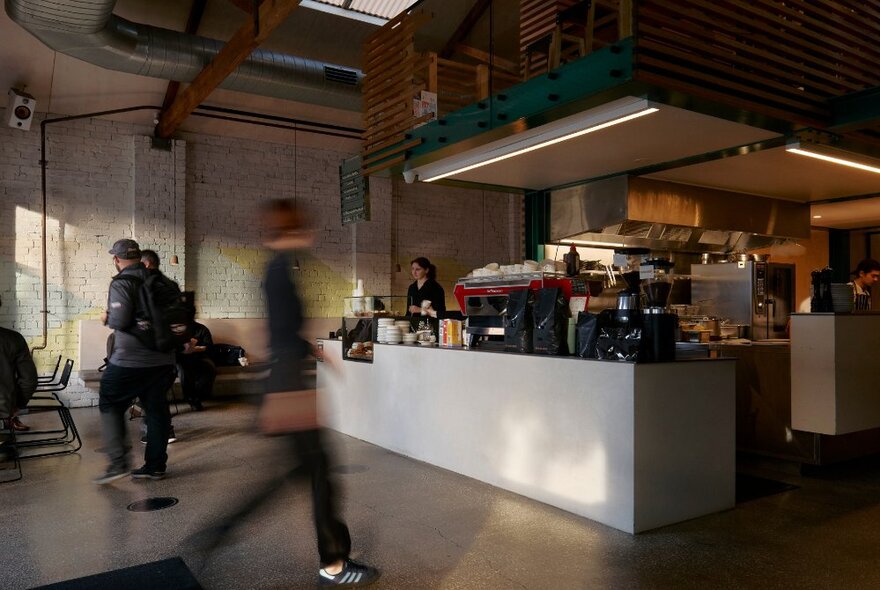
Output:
[407, 257, 446, 317]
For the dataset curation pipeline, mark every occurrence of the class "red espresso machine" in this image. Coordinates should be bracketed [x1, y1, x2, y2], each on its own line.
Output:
[454, 272, 588, 349]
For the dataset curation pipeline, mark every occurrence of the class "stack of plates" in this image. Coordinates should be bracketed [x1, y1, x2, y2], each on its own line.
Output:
[831, 283, 854, 313]
[376, 318, 394, 342]
[402, 333, 418, 345]
[395, 320, 411, 332]
[384, 327, 402, 344]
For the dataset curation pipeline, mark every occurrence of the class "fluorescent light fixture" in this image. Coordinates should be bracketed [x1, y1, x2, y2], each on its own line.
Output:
[413, 97, 659, 183]
[786, 141, 880, 174]
[812, 214, 822, 219]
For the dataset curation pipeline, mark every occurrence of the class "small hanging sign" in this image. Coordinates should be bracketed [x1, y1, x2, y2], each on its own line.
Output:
[340, 156, 369, 225]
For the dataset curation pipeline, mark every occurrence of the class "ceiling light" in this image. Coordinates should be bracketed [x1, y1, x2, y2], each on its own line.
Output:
[412, 97, 659, 183]
[786, 140, 880, 174]
[812, 214, 822, 219]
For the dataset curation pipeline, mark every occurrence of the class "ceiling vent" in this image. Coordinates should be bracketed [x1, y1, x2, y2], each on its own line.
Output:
[324, 65, 360, 86]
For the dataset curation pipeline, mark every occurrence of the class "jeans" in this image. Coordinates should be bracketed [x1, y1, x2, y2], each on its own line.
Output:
[99, 363, 175, 471]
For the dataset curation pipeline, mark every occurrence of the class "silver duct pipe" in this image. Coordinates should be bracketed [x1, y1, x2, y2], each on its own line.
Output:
[5, 0, 364, 111]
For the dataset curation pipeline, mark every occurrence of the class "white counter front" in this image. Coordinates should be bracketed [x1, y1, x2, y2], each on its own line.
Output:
[318, 341, 735, 533]
[791, 313, 880, 435]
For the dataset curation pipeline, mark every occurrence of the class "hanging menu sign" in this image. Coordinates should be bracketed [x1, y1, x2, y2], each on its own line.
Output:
[340, 156, 369, 225]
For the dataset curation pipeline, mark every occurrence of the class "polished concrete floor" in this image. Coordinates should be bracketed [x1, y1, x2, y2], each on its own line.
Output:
[2, 401, 880, 590]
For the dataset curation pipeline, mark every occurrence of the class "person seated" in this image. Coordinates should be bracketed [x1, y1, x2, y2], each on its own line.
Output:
[1, 294, 37, 434]
[177, 317, 216, 412]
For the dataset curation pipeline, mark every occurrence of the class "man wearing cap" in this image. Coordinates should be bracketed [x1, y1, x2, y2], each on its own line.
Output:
[94, 239, 176, 484]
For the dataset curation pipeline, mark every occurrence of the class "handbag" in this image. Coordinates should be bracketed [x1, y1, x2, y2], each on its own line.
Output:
[258, 389, 319, 434]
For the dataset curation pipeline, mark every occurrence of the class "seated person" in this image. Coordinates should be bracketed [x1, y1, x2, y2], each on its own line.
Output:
[178, 318, 216, 411]
[1, 294, 38, 434]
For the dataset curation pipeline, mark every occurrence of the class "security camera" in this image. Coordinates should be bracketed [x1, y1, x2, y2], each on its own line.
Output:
[402, 169, 417, 184]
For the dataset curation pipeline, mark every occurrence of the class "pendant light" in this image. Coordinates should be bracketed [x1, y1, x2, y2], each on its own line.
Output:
[292, 126, 301, 271]
[170, 142, 179, 265]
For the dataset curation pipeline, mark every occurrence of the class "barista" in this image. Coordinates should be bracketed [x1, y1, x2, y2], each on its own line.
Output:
[849, 258, 880, 310]
[406, 257, 446, 317]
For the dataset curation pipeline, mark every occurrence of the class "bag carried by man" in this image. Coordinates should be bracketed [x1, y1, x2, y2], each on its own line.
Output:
[115, 269, 193, 352]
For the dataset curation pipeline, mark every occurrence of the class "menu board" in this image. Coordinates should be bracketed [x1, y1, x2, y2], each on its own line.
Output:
[340, 156, 369, 225]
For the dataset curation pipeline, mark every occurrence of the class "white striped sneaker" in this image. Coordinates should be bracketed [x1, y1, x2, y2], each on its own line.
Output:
[318, 560, 380, 587]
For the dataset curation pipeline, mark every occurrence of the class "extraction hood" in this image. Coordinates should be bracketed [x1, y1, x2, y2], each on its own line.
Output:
[550, 176, 811, 254]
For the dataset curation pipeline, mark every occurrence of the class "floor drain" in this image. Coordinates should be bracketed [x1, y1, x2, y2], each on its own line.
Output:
[330, 464, 369, 475]
[127, 497, 179, 512]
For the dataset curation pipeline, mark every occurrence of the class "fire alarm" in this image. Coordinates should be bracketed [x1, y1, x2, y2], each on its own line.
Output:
[6, 88, 36, 131]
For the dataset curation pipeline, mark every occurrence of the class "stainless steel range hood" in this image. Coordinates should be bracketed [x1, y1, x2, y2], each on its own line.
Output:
[550, 176, 811, 253]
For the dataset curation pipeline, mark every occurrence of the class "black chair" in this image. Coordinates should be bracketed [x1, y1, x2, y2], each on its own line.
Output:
[0, 422, 22, 483]
[33, 359, 74, 401]
[37, 355, 62, 384]
[14, 359, 82, 458]
[14, 397, 82, 459]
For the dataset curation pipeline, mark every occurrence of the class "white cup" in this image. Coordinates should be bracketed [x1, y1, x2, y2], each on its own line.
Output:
[421, 300, 432, 316]
[238, 356, 249, 367]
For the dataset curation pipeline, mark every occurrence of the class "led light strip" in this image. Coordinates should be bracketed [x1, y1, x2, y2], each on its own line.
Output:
[420, 107, 660, 183]
[786, 147, 880, 174]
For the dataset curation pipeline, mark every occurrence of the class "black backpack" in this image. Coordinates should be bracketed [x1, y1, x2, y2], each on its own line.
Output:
[114, 270, 194, 352]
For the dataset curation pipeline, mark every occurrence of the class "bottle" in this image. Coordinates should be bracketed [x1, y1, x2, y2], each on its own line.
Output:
[564, 245, 580, 276]
[810, 270, 821, 312]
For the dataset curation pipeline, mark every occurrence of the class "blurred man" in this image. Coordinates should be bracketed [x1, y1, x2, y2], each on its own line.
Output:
[261, 200, 380, 587]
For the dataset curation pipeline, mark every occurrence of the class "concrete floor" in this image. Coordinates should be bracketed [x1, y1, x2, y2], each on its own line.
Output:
[2, 401, 880, 590]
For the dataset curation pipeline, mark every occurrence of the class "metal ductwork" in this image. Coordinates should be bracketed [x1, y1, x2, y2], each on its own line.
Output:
[550, 176, 811, 254]
[5, 0, 364, 111]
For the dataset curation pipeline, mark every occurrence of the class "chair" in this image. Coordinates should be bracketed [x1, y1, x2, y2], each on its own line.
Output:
[1, 421, 23, 483]
[13, 397, 82, 459]
[37, 355, 62, 384]
[552, 1, 597, 67]
[13, 359, 82, 458]
[33, 359, 74, 400]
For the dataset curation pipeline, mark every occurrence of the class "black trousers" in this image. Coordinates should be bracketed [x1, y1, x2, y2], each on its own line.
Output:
[270, 350, 351, 566]
[178, 357, 216, 402]
[99, 363, 175, 471]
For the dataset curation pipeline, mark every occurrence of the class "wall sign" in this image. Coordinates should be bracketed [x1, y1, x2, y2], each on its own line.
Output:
[340, 156, 369, 225]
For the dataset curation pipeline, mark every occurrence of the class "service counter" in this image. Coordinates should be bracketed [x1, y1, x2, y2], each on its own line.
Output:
[317, 339, 735, 534]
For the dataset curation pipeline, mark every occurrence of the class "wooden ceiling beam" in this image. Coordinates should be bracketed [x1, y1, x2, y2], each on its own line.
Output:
[157, 0, 299, 138]
[161, 0, 209, 113]
[439, 0, 492, 60]
[226, 0, 263, 14]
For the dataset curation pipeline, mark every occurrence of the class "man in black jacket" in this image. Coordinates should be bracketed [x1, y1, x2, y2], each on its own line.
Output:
[94, 239, 176, 485]
[0, 294, 37, 436]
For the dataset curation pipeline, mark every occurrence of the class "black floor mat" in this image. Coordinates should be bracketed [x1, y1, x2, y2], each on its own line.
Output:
[32, 557, 201, 590]
[736, 473, 799, 504]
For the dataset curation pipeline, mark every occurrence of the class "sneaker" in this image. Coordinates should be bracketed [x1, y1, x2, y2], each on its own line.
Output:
[318, 560, 380, 587]
[140, 427, 177, 445]
[131, 466, 166, 480]
[94, 467, 129, 485]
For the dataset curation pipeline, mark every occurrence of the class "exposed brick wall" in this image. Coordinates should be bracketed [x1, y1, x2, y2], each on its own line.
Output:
[1, 109, 524, 406]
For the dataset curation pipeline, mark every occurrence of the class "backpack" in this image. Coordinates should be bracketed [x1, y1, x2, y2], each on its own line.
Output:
[114, 269, 194, 352]
[210, 344, 246, 366]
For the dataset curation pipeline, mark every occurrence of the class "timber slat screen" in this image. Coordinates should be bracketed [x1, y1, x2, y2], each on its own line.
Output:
[362, 9, 521, 175]
[634, 0, 880, 128]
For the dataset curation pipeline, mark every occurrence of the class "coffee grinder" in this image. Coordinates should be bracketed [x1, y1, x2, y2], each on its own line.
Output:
[640, 258, 677, 362]
[596, 248, 650, 361]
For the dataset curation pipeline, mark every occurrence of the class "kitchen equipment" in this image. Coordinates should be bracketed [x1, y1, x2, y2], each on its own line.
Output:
[617, 292, 640, 310]
[454, 272, 588, 349]
[691, 261, 794, 340]
[641, 308, 677, 361]
[719, 323, 749, 339]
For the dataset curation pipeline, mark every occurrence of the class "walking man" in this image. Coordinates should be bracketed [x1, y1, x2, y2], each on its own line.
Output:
[94, 239, 176, 484]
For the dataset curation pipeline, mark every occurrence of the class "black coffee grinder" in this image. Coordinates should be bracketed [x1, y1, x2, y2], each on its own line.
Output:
[596, 249, 650, 361]
[640, 258, 677, 362]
